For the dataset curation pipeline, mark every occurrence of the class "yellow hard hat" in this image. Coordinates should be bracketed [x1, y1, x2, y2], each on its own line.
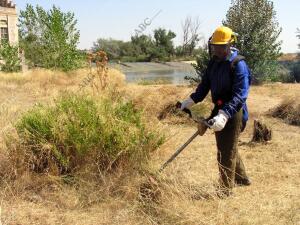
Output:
[210, 26, 236, 45]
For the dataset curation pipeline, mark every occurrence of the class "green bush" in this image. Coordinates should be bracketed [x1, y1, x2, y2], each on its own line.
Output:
[13, 93, 164, 174]
[0, 41, 21, 72]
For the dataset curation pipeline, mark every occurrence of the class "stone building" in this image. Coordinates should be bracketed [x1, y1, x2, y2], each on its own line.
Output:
[0, 0, 18, 45]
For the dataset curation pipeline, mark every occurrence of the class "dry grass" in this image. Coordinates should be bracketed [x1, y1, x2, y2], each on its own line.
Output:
[0, 69, 299, 225]
[269, 98, 300, 126]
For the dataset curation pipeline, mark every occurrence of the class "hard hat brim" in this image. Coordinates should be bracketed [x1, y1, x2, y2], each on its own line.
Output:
[210, 41, 230, 45]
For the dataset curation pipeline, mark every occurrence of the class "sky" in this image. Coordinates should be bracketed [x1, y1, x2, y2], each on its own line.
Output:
[14, 0, 300, 53]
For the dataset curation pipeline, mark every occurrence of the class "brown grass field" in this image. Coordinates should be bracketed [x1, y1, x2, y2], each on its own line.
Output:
[0, 69, 299, 225]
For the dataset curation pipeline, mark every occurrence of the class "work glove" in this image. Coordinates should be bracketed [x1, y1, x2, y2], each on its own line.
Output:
[208, 110, 229, 132]
[180, 97, 195, 111]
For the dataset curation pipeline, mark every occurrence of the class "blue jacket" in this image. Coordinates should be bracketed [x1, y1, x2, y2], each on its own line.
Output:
[190, 50, 251, 128]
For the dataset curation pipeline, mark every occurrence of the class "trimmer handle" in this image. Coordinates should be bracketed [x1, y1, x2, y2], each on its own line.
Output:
[207, 118, 215, 127]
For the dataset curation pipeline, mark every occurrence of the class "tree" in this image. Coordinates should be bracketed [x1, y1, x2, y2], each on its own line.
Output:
[119, 41, 136, 59]
[92, 38, 124, 60]
[131, 35, 154, 56]
[19, 4, 83, 71]
[92, 35, 156, 62]
[223, 0, 282, 81]
[152, 28, 176, 60]
[181, 16, 202, 56]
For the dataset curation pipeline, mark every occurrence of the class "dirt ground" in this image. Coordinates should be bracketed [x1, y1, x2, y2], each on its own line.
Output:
[0, 69, 299, 225]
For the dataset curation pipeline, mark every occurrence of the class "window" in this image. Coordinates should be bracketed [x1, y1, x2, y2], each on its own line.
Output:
[0, 20, 7, 26]
[1, 27, 8, 41]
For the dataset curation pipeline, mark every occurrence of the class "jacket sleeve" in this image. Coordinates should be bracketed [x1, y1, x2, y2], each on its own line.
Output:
[190, 70, 210, 103]
[222, 61, 250, 118]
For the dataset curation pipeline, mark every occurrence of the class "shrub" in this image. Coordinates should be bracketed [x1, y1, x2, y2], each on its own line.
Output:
[0, 41, 21, 72]
[10, 92, 164, 175]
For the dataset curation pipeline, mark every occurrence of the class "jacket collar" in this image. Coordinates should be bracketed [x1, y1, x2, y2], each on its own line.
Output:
[227, 48, 239, 62]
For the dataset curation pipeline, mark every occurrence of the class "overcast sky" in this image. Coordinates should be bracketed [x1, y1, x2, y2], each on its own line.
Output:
[14, 0, 300, 53]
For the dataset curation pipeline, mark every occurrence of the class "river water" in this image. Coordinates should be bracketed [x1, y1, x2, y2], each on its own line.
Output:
[109, 62, 198, 84]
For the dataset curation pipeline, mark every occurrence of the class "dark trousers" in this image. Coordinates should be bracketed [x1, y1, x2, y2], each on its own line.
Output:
[210, 107, 248, 189]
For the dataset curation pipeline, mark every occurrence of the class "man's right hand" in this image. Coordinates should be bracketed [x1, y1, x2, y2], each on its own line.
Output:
[208, 110, 229, 132]
[180, 97, 195, 111]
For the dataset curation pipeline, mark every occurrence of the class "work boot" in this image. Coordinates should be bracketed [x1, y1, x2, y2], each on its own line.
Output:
[235, 177, 251, 186]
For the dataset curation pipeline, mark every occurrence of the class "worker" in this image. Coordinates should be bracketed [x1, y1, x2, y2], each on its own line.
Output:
[181, 26, 251, 196]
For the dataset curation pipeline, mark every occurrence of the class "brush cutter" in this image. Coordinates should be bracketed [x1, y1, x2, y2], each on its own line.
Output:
[158, 102, 213, 173]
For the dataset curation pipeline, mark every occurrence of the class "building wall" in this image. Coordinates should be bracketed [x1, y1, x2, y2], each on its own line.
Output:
[0, 6, 18, 45]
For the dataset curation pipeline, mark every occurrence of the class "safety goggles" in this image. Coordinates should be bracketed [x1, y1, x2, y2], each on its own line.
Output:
[210, 44, 229, 53]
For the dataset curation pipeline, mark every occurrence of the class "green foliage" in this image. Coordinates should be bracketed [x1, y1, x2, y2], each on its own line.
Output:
[14, 92, 164, 174]
[0, 41, 21, 72]
[152, 28, 176, 60]
[131, 35, 154, 59]
[92, 28, 177, 62]
[93, 38, 125, 60]
[19, 4, 83, 71]
[264, 62, 295, 83]
[223, 0, 282, 81]
[92, 35, 155, 62]
[185, 45, 210, 84]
